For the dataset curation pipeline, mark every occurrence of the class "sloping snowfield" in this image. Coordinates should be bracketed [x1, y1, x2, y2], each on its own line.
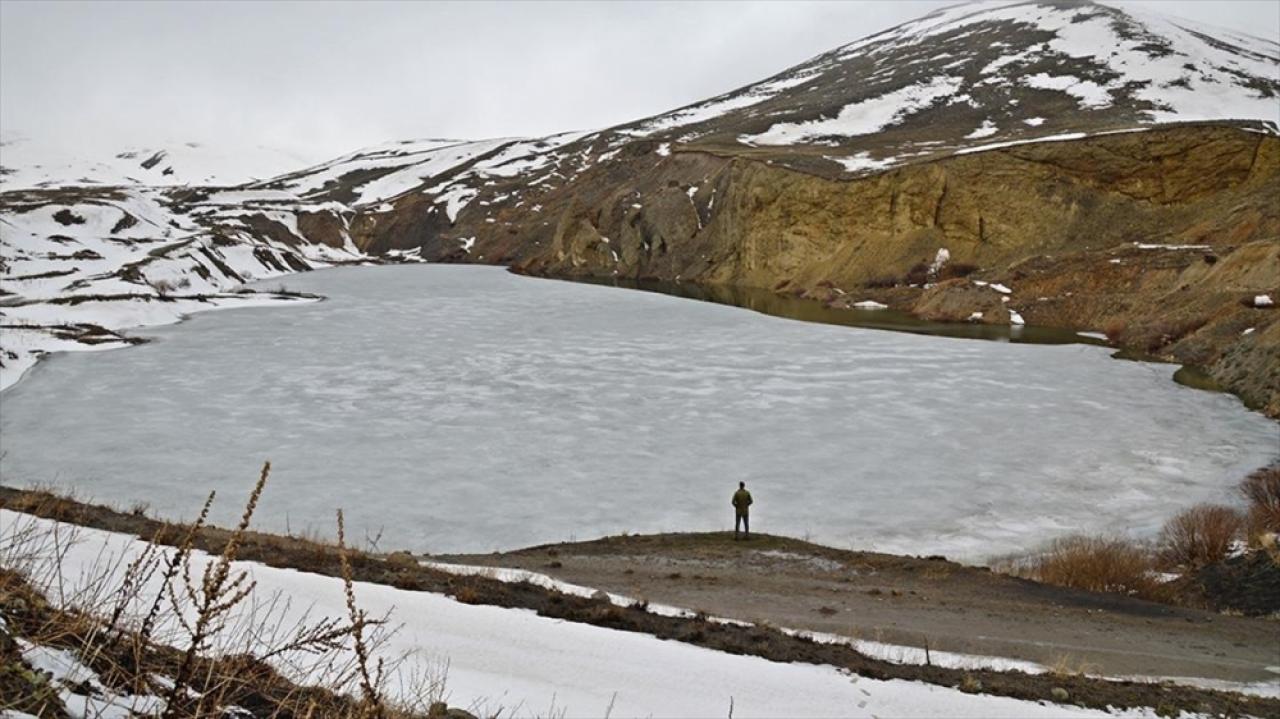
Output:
[0, 510, 1160, 718]
[1, 266, 1275, 563]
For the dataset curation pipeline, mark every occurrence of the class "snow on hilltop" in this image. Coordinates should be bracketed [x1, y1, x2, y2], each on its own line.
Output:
[615, 0, 1279, 174]
[0, 133, 326, 191]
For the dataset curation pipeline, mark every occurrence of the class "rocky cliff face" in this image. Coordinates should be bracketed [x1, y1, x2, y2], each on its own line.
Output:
[499, 125, 1278, 413]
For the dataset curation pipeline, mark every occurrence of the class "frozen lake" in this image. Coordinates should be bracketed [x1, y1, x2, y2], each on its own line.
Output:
[1, 265, 1276, 560]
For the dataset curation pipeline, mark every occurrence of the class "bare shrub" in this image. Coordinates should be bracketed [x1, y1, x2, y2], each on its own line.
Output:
[337, 508, 386, 718]
[0, 463, 441, 718]
[1239, 465, 1280, 540]
[1102, 318, 1127, 344]
[149, 278, 178, 297]
[1158, 504, 1244, 569]
[938, 262, 979, 280]
[1137, 316, 1209, 353]
[903, 261, 930, 286]
[1006, 535, 1163, 601]
[162, 463, 272, 715]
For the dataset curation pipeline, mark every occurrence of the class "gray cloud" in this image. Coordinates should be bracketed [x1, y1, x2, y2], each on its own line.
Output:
[2, 0, 1277, 163]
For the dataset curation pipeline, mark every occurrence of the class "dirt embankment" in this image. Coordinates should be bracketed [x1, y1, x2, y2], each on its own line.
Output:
[453, 125, 1280, 415]
[2, 487, 1277, 717]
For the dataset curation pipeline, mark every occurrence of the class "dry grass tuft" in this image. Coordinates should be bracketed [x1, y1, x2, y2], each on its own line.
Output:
[1047, 654, 1101, 678]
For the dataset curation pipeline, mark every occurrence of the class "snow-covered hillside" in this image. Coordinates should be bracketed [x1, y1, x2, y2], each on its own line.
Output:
[0, 133, 325, 190]
[615, 0, 1279, 174]
[0, 185, 365, 389]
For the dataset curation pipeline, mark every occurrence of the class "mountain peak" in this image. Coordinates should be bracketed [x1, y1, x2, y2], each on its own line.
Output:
[611, 0, 1278, 176]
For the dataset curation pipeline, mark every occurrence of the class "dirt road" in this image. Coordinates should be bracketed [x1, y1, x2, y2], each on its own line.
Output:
[443, 532, 1280, 685]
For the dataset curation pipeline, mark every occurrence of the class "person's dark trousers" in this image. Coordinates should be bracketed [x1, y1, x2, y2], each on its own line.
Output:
[735, 513, 749, 539]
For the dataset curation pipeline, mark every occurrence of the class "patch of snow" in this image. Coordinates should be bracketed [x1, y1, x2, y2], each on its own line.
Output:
[852, 300, 889, 310]
[965, 120, 1000, 139]
[623, 72, 821, 136]
[827, 151, 899, 173]
[1009, 309, 1026, 325]
[743, 76, 964, 145]
[929, 248, 951, 276]
[955, 132, 1089, 155]
[428, 183, 479, 223]
[972, 280, 1012, 294]
[1134, 242, 1212, 250]
[17, 637, 168, 718]
[1023, 117, 1046, 126]
[1253, 294, 1274, 307]
[1023, 73, 1114, 109]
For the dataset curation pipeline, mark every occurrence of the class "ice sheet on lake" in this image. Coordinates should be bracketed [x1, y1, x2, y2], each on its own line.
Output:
[0, 266, 1275, 562]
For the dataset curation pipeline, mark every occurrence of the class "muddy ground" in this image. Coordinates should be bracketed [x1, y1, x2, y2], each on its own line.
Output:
[440, 532, 1280, 685]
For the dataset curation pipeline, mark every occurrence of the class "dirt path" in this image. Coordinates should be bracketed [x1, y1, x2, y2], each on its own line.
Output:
[441, 532, 1280, 685]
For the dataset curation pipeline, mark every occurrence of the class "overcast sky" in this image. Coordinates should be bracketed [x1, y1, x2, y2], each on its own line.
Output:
[2, 0, 1277, 163]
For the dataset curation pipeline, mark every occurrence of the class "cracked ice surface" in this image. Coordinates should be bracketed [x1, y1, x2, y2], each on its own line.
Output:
[1, 265, 1275, 561]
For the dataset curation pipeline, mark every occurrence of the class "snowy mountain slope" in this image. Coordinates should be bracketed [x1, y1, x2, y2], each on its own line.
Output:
[608, 0, 1279, 175]
[0, 185, 359, 389]
[0, 133, 325, 190]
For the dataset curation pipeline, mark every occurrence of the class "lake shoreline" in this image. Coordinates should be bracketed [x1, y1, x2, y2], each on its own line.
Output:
[3, 262, 1275, 563]
[2, 484, 1277, 712]
[524, 267, 1275, 418]
[5, 259, 1271, 421]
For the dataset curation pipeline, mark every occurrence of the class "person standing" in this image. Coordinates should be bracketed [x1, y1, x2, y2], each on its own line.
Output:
[732, 481, 753, 540]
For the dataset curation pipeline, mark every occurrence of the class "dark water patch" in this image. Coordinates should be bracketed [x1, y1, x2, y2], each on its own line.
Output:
[561, 275, 1252, 401]
[565, 275, 1102, 345]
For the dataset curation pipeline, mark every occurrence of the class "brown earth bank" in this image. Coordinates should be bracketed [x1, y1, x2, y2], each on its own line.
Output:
[370, 125, 1279, 415]
[2, 487, 1277, 717]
